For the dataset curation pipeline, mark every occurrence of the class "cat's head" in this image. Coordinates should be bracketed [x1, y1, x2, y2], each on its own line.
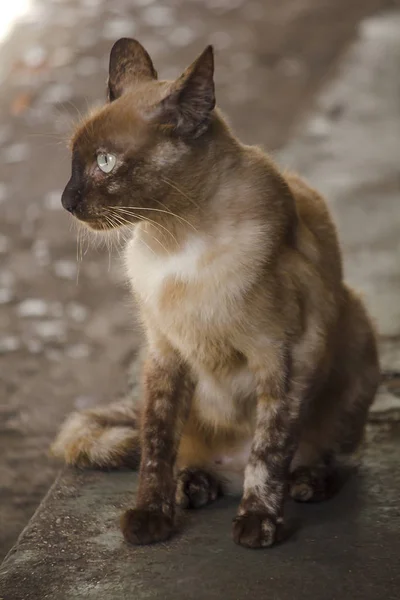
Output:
[61, 39, 216, 230]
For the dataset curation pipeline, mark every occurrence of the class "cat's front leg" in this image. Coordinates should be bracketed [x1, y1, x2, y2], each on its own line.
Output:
[232, 345, 301, 548]
[121, 343, 193, 545]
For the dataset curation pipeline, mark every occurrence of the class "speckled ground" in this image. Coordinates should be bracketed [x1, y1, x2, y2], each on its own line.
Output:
[0, 424, 399, 600]
[0, 0, 399, 563]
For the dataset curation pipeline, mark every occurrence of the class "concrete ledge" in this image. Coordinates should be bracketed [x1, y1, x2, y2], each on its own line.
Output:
[1, 427, 399, 600]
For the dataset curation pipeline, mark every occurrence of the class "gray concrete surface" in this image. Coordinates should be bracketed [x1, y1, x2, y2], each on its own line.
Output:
[1, 426, 400, 600]
[1, 6, 400, 600]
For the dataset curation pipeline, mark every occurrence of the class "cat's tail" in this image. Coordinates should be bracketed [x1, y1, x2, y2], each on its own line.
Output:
[51, 400, 141, 469]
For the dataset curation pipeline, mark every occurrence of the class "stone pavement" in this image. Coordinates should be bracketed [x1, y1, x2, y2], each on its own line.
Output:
[2, 0, 391, 561]
[1, 8, 400, 600]
[1, 427, 400, 600]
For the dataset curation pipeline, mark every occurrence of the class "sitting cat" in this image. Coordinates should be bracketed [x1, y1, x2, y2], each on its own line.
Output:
[53, 39, 379, 548]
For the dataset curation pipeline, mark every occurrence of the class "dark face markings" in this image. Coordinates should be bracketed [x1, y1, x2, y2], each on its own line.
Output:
[61, 150, 87, 215]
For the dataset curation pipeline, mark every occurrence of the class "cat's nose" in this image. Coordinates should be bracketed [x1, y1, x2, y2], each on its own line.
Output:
[61, 181, 82, 213]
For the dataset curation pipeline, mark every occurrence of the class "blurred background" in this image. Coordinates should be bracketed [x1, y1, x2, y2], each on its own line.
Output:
[0, 0, 399, 561]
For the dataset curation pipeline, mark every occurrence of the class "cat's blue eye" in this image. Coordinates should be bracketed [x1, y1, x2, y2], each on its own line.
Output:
[97, 152, 116, 173]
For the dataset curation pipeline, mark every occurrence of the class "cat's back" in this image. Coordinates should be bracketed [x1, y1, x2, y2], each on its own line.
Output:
[285, 171, 343, 285]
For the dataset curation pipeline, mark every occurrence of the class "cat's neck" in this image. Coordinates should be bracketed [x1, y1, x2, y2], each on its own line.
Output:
[130, 118, 296, 257]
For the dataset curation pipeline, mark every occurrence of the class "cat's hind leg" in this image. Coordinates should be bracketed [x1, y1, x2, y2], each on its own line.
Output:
[51, 400, 141, 469]
[289, 379, 376, 504]
[290, 289, 379, 503]
[175, 432, 224, 509]
[175, 420, 248, 509]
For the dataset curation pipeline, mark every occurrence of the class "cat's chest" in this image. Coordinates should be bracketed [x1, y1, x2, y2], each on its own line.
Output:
[124, 231, 242, 352]
[125, 233, 206, 306]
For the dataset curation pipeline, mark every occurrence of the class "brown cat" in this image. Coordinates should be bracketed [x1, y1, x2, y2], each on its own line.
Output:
[53, 39, 380, 548]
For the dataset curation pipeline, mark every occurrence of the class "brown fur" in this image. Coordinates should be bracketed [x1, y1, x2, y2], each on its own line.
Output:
[54, 39, 380, 548]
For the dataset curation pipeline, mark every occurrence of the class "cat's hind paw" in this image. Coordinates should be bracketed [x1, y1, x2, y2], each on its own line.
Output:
[176, 467, 221, 509]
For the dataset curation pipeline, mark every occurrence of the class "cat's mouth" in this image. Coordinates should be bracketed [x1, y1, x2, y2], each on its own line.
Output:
[79, 208, 139, 231]
[65, 204, 127, 231]
[77, 216, 121, 232]
[61, 184, 135, 231]
[62, 184, 126, 231]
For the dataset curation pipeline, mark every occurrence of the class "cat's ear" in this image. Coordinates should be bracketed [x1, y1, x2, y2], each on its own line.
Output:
[108, 38, 158, 101]
[155, 45, 215, 138]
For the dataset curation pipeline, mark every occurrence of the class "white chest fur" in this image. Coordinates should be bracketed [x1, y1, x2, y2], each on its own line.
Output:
[124, 229, 207, 305]
[124, 221, 266, 308]
[124, 223, 262, 428]
[124, 221, 267, 360]
[125, 225, 249, 365]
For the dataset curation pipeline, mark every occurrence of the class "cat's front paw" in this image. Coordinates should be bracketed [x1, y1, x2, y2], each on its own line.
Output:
[121, 508, 174, 545]
[232, 513, 279, 548]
